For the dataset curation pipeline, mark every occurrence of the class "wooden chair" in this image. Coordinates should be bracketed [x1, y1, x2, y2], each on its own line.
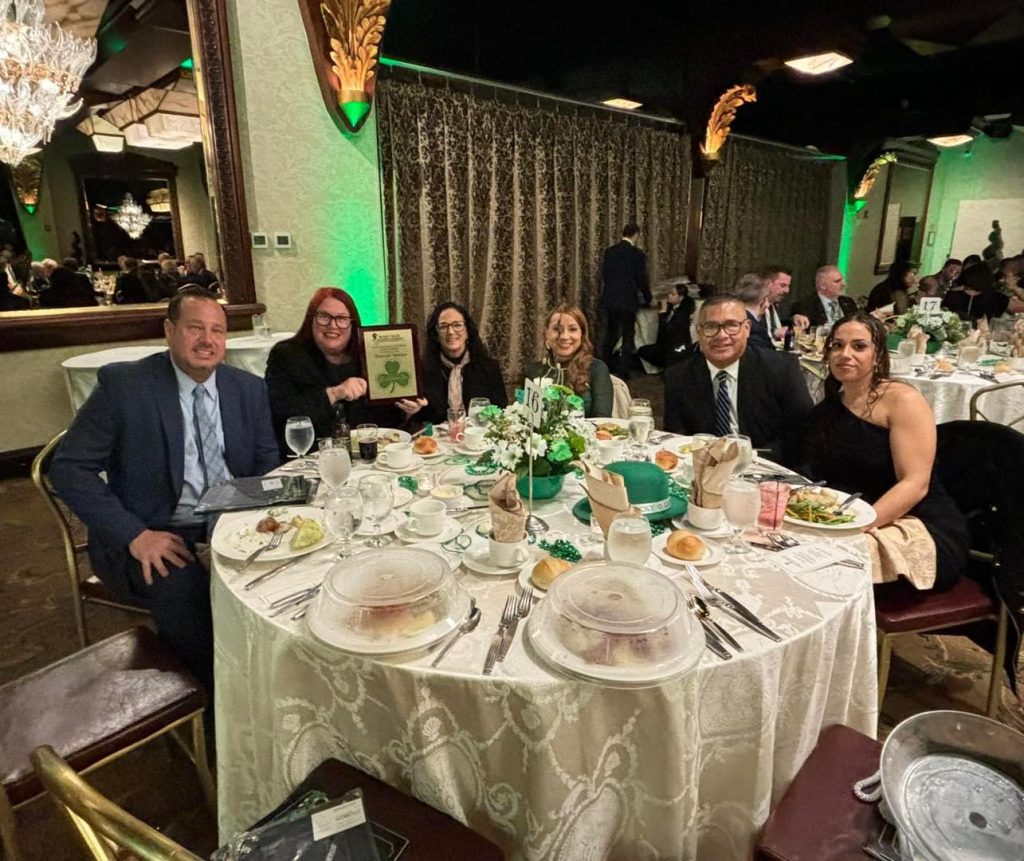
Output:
[969, 379, 1024, 431]
[31, 431, 148, 648]
[31, 745, 202, 861]
[0, 627, 214, 861]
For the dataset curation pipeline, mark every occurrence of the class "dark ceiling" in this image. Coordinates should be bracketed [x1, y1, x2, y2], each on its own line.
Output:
[382, 0, 1024, 158]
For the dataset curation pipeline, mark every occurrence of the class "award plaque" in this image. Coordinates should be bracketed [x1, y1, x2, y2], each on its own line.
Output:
[358, 325, 425, 405]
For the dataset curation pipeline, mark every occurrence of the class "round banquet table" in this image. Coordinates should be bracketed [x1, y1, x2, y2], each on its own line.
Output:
[800, 354, 1024, 425]
[222, 331, 291, 376]
[211, 436, 878, 860]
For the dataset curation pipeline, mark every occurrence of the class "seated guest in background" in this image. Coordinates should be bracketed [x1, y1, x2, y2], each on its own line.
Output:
[791, 265, 857, 327]
[734, 272, 775, 351]
[637, 282, 694, 369]
[919, 258, 961, 298]
[181, 252, 218, 292]
[996, 256, 1024, 313]
[664, 294, 811, 468]
[941, 264, 1009, 322]
[0, 270, 29, 310]
[266, 287, 392, 457]
[866, 261, 917, 315]
[395, 300, 508, 424]
[37, 262, 98, 309]
[28, 260, 49, 295]
[808, 313, 968, 591]
[114, 257, 150, 304]
[156, 258, 183, 298]
[525, 304, 613, 417]
[51, 287, 279, 690]
[761, 265, 809, 338]
[955, 254, 982, 286]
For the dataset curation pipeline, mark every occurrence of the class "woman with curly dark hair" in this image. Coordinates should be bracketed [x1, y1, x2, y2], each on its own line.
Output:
[808, 312, 967, 591]
[395, 301, 508, 423]
[523, 304, 613, 417]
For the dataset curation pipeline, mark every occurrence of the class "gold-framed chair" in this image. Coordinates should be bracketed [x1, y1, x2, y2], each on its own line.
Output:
[969, 379, 1024, 430]
[31, 431, 149, 648]
[30, 745, 203, 861]
[0, 627, 215, 861]
[610, 375, 632, 418]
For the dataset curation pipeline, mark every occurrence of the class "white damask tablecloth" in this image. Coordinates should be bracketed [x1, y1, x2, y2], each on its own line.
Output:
[212, 445, 878, 860]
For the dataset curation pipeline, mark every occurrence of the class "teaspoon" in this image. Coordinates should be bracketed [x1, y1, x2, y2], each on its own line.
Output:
[430, 600, 481, 667]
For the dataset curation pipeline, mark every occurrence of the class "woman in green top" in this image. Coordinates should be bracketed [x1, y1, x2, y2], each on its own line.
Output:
[523, 304, 614, 417]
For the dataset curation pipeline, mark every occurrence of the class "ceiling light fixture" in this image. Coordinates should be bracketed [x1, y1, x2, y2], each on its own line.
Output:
[0, 0, 97, 166]
[928, 134, 973, 147]
[103, 70, 203, 151]
[112, 193, 151, 239]
[76, 113, 125, 153]
[784, 52, 853, 75]
[601, 97, 643, 111]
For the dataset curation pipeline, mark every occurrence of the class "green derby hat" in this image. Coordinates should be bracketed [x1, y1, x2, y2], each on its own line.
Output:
[572, 461, 687, 524]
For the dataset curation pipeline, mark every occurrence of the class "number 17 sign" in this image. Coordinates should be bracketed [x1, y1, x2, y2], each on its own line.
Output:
[524, 379, 544, 430]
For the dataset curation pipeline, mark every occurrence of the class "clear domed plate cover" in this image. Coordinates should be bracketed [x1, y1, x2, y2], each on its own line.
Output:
[526, 560, 703, 687]
[307, 547, 469, 655]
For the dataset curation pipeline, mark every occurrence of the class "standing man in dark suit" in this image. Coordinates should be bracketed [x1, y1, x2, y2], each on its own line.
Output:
[600, 222, 651, 380]
[664, 294, 812, 468]
[791, 265, 857, 328]
[51, 287, 280, 690]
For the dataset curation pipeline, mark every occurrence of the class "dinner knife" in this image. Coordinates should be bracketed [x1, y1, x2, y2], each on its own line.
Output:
[694, 617, 732, 660]
[244, 554, 306, 590]
[713, 589, 782, 642]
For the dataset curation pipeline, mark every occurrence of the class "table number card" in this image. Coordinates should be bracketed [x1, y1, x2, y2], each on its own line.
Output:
[919, 296, 942, 324]
[524, 379, 544, 429]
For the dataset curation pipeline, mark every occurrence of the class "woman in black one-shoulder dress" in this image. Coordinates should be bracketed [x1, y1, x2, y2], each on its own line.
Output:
[807, 313, 968, 591]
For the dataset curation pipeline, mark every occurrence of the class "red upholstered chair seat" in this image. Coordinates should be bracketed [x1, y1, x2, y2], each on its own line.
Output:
[875, 577, 996, 633]
[0, 627, 205, 806]
[754, 724, 883, 861]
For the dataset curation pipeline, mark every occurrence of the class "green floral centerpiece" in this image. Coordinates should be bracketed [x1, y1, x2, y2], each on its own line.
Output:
[888, 307, 968, 352]
[478, 383, 595, 499]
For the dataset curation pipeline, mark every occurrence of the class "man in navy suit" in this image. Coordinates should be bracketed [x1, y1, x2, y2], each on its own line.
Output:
[600, 222, 651, 380]
[52, 287, 280, 689]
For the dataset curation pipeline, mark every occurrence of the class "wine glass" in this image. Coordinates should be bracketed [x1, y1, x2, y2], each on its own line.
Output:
[896, 339, 916, 361]
[468, 397, 490, 427]
[325, 487, 363, 558]
[722, 478, 760, 554]
[723, 433, 753, 473]
[604, 514, 653, 564]
[628, 399, 654, 459]
[959, 344, 983, 372]
[284, 416, 315, 461]
[359, 474, 394, 548]
[318, 442, 351, 493]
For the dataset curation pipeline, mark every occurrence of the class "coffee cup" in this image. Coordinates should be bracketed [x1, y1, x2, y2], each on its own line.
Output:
[406, 498, 446, 536]
[377, 442, 412, 469]
[488, 535, 529, 568]
[1010, 356, 1024, 372]
[686, 503, 722, 530]
[461, 426, 488, 451]
[597, 439, 624, 464]
[430, 484, 464, 509]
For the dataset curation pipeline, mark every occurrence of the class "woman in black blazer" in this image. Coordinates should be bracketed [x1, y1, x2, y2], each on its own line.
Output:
[397, 301, 508, 424]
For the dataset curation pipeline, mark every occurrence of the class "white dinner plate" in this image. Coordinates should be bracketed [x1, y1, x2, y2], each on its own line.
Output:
[372, 454, 425, 474]
[517, 563, 548, 593]
[784, 493, 876, 531]
[462, 542, 530, 576]
[212, 506, 329, 562]
[588, 417, 630, 439]
[651, 532, 724, 568]
[376, 428, 412, 446]
[390, 486, 414, 508]
[394, 517, 463, 545]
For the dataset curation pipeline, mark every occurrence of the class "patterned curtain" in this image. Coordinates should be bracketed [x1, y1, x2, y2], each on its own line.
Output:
[377, 79, 691, 384]
[698, 137, 840, 296]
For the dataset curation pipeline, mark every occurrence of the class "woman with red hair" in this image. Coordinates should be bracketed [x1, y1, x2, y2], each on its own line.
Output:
[265, 287, 376, 456]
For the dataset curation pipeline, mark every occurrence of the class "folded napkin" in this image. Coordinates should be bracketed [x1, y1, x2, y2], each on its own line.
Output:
[906, 325, 930, 354]
[865, 516, 936, 590]
[488, 473, 527, 542]
[959, 325, 984, 348]
[691, 437, 738, 509]
[577, 460, 637, 535]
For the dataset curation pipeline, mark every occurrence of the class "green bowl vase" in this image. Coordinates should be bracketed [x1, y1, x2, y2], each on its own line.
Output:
[515, 473, 565, 500]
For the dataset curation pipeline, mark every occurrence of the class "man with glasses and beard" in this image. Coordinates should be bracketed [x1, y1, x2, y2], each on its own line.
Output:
[663, 294, 812, 468]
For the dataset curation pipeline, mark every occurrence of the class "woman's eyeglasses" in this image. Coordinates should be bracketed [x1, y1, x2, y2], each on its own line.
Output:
[437, 322, 466, 334]
[697, 320, 746, 337]
[314, 312, 353, 329]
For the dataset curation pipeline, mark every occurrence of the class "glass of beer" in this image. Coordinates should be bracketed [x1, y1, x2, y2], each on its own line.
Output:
[356, 424, 378, 461]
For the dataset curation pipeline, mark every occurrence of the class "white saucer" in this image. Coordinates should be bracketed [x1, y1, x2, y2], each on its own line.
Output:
[390, 486, 414, 508]
[455, 443, 490, 457]
[373, 455, 425, 474]
[651, 532, 725, 568]
[394, 517, 463, 544]
[355, 512, 400, 536]
[672, 514, 731, 539]
[462, 543, 529, 576]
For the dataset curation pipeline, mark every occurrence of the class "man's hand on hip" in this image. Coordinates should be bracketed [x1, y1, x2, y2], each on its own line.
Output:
[129, 529, 195, 585]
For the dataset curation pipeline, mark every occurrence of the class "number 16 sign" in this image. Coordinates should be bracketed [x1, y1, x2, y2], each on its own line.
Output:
[524, 379, 544, 429]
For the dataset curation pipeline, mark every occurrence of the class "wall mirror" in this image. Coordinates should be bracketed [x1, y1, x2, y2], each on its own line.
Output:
[0, 0, 258, 352]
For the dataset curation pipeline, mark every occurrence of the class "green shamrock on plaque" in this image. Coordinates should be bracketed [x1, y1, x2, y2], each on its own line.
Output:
[376, 360, 410, 393]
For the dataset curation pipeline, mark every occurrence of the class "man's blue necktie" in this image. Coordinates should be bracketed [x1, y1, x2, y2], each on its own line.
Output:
[192, 385, 229, 490]
[714, 370, 732, 437]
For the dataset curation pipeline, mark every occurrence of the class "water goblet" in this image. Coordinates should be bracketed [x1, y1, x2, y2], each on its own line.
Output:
[628, 399, 654, 459]
[604, 514, 652, 564]
[325, 487, 363, 558]
[468, 398, 491, 427]
[359, 474, 394, 548]
[723, 433, 753, 473]
[722, 478, 760, 554]
[318, 443, 351, 493]
[284, 416, 315, 461]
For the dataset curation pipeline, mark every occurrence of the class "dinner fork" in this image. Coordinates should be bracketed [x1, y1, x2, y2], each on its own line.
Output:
[686, 565, 781, 642]
[483, 596, 517, 675]
[240, 529, 286, 572]
[498, 588, 535, 661]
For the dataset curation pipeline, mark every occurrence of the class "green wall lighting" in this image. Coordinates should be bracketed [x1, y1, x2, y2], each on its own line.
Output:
[340, 100, 371, 131]
[180, 57, 194, 70]
[23, 203, 36, 215]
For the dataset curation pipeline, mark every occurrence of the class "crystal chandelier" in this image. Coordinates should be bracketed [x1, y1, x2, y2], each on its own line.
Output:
[113, 194, 151, 240]
[0, 0, 97, 166]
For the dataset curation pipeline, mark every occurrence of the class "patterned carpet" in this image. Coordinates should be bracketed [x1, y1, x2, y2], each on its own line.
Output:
[1, 372, 1020, 857]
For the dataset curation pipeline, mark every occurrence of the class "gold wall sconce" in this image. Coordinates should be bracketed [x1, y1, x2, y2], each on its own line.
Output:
[11, 156, 43, 215]
[700, 84, 757, 172]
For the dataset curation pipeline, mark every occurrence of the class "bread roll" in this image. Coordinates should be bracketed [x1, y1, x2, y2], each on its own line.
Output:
[531, 556, 573, 589]
[665, 529, 706, 561]
[414, 436, 438, 455]
[654, 450, 678, 471]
